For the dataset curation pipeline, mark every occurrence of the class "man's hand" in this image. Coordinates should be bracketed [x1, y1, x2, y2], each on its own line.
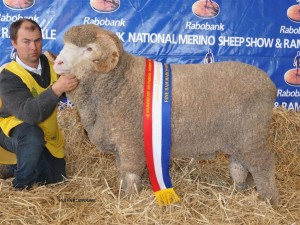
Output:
[51, 74, 79, 97]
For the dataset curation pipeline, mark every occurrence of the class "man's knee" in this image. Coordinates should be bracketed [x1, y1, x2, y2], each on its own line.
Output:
[12, 123, 46, 147]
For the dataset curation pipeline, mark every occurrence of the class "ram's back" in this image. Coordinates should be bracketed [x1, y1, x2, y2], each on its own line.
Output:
[169, 61, 276, 157]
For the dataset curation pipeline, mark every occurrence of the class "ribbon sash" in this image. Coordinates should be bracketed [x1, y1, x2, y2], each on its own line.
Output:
[143, 59, 179, 205]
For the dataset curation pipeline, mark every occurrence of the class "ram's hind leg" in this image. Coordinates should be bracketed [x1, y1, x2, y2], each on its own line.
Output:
[229, 156, 249, 190]
[248, 154, 279, 205]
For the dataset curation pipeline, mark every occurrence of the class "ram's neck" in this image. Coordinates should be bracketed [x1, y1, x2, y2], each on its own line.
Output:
[116, 52, 146, 94]
[68, 53, 145, 105]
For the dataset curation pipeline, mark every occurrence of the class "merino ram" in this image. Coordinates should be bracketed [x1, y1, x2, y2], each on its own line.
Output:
[54, 24, 278, 205]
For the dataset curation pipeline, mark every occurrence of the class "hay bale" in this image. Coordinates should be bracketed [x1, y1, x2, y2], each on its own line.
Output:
[0, 106, 299, 224]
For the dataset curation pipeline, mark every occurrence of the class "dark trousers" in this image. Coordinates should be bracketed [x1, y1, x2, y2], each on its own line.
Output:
[0, 123, 66, 188]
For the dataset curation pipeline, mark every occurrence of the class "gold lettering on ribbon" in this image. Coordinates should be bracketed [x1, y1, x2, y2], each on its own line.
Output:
[145, 60, 153, 119]
[164, 64, 170, 103]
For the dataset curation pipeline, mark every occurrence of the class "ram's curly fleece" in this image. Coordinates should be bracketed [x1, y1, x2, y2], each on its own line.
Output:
[54, 24, 278, 204]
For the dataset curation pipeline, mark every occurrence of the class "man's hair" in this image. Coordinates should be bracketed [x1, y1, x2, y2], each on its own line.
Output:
[10, 19, 42, 42]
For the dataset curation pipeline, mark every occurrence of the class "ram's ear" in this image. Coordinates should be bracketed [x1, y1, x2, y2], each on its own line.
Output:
[44, 50, 57, 63]
[93, 33, 122, 73]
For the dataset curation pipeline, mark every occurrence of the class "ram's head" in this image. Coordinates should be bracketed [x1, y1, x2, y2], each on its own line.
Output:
[54, 24, 123, 76]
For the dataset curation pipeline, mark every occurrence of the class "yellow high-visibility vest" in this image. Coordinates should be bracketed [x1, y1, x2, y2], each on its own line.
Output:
[0, 61, 64, 164]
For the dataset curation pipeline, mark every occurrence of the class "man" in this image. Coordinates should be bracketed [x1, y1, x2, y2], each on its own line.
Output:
[0, 19, 78, 189]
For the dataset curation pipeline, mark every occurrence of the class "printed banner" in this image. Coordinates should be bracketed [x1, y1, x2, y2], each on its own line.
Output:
[0, 0, 299, 109]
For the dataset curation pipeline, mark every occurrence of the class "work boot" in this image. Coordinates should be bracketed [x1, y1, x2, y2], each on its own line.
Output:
[0, 164, 15, 179]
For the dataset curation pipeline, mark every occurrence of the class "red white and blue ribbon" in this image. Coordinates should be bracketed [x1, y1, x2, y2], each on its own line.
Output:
[143, 59, 180, 206]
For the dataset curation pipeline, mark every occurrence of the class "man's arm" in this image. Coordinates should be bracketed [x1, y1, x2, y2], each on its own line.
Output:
[0, 69, 60, 124]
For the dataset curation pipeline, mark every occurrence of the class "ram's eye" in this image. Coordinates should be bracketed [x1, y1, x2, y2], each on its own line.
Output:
[87, 47, 93, 51]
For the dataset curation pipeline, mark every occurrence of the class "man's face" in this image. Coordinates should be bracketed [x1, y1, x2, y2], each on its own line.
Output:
[11, 21, 42, 68]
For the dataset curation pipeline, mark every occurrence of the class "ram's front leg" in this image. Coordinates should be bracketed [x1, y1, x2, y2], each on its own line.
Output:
[117, 144, 146, 196]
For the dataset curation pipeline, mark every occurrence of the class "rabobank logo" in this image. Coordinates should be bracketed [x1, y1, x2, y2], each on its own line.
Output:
[287, 0, 300, 23]
[284, 51, 300, 86]
[3, 0, 35, 10]
[192, 0, 220, 19]
[90, 0, 120, 13]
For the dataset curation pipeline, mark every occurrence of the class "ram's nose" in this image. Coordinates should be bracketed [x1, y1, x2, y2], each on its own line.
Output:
[54, 57, 64, 66]
[56, 60, 63, 65]
[53, 57, 67, 74]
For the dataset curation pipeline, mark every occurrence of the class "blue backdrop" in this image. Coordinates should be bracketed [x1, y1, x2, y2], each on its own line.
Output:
[0, 0, 300, 110]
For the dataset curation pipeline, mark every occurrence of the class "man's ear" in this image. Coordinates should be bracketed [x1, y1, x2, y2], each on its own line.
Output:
[11, 40, 17, 49]
[92, 33, 121, 73]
